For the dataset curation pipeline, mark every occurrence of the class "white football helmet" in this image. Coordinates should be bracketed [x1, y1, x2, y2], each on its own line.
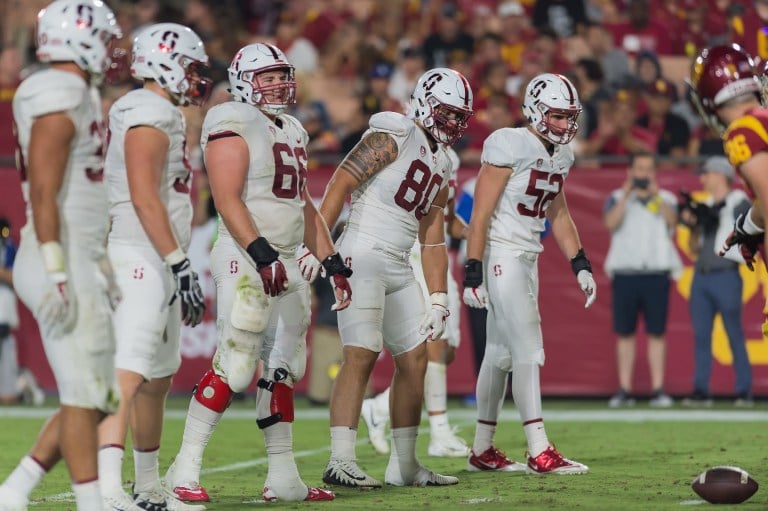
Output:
[409, 68, 473, 146]
[35, 0, 122, 79]
[522, 73, 582, 145]
[228, 43, 296, 116]
[131, 23, 212, 106]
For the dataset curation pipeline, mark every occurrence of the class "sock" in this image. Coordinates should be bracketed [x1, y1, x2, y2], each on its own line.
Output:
[263, 422, 307, 500]
[424, 361, 447, 416]
[98, 445, 125, 495]
[1, 455, 46, 499]
[389, 426, 419, 480]
[472, 421, 496, 454]
[373, 387, 390, 416]
[428, 413, 450, 436]
[72, 479, 101, 509]
[174, 397, 223, 483]
[473, 359, 508, 453]
[330, 426, 357, 461]
[512, 363, 548, 457]
[133, 447, 159, 494]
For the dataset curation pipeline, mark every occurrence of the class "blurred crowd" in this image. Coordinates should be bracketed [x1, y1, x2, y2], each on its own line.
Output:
[0, 0, 765, 172]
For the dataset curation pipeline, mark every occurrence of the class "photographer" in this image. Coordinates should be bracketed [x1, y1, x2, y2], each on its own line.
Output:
[603, 152, 682, 407]
[680, 157, 753, 407]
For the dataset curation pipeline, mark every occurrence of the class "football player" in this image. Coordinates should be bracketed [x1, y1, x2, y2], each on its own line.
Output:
[0, 1, 122, 510]
[688, 44, 768, 273]
[318, 68, 472, 488]
[163, 42, 348, 503]
[463, 73, 595, 474]
[98, 23, 209, 511]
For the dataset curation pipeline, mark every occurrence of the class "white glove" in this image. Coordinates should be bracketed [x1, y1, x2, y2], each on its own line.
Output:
[577, 270, 597, 309]
[419, 292, 450, 341]
[37, 241, 76, 335]
[462, 285, 488, 309]
[295, 244, 323, 283]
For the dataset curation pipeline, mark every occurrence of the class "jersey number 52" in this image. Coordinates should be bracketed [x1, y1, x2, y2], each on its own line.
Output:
[517, 169, 563, 218]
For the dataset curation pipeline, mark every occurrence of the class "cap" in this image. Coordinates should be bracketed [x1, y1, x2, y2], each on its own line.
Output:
[646, 78, 677, 100]
[401, 46, 424, 59]
[697, 156, 734, 179]
[369, 62, 393, 79]
[498, 1, 524, 17]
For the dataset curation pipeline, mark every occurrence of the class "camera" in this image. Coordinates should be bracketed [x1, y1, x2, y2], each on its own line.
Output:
[632, 177, 650, 190]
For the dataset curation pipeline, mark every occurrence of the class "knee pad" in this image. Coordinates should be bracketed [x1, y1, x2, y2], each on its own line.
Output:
[230, 283, 271, 333]
[255, 368, 294, 429]
[193, 369, 234, 413]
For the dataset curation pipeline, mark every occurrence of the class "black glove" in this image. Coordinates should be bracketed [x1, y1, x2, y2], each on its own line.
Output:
[720, 213, 763, 271]
[247, 237, 288, 296]
[463, 259, 483, 288]
[322, 253, 353, 311]
[169, 258, 205, 327]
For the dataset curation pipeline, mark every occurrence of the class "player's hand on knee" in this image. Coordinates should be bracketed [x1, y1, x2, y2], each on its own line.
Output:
[38, 241, 76, 334]
[247, 237, 288, 296]
[295, 243, 322, 283]
[576, 270, 597, 308]
[462, 258, 488, 309]
[166, 252, 206, 327]
[322, 252, 353, 311]
[419, 292, 449, 340]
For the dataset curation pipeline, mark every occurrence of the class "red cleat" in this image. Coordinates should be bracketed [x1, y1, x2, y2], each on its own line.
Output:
[172, 483, 210, 502]
[467, 446, 527, 472]
[526, 445, 588, 474]
[262, 486, 335, 502]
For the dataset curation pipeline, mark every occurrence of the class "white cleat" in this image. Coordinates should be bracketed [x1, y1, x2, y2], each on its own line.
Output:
[361, 398, 389, 454]
[385, 464, 459, 487]
[0, 486, 28, 511]
[428, 429, 471, 458]
[322, 459, 383, 488]
[102, 489, 144, 511]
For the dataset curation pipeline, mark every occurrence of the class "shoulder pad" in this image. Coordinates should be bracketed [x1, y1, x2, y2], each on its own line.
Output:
[17, 70, 86, 117]
[118, 93, 175, 132]
[368, 112, 412, 137]
[201, 103, 249, 143]
[481, 128, 518, 168]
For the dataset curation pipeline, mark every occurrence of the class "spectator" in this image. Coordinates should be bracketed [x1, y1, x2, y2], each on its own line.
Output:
[421, 2, 475, 69]
[604, 0, 673, 56]
[0, 217, 18, 404]
[680, 157, 753, 407]
[496, 1, 535, 74]
[570, 57, 612, 139]
[637, 78, 691, 163]
[633, 49, 662, 88]
[583, 21, 631, 86]
[532, 0, 588, 38]
[361, 61, 402, 115]
[274, 11, 319, 75]
[603, 152, 682, 408]
[388, 46, 426, 107]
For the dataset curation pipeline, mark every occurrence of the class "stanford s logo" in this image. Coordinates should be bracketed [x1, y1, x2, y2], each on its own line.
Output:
[529, 80, 547, 99]
[423, 72, 443, 92]
[76, 4, 94, 28]
[159, 31, 179, 53]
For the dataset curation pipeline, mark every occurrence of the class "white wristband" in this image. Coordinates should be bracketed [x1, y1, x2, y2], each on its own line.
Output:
[430, 292, 448, 307]
[163, 247, 186, 267]
[40, 241, 65, 273]
[743, 210, 764, 235]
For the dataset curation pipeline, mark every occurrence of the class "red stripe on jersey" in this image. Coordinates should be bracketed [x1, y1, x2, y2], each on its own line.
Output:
[207, 130, 239, 142]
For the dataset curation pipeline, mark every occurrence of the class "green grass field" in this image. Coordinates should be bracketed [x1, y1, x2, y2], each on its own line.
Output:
[2, 397, 767, 510]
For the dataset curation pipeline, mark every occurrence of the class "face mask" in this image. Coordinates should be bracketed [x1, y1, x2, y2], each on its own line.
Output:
[633, 177, 650, 190]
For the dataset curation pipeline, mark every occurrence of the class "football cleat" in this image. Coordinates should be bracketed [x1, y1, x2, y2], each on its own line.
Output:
[467, 446, 527, 472]
[360, 398, 389, 454]
[0, 485, 28, 511]
[526, 445, 588, 475]
[103, 489, 145, 511]
[322, 459, 382, 488]
[428, 428, 471, 458]
[385, 464, 459, 487]
[133, 484, 207, 511]
[163, 459, 209, 502]
[168, 483, 209, 503]
[262, 486, 335, 502]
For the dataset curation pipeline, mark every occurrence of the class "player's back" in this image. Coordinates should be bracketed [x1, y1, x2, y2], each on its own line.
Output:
[105, 89, 193, 251]
[13, 68, 107, 243]
[483, 127, 574, 253]
[201, 101, 308, 257]
[723, 106, 768, 199]
[346, 112, 454, 252]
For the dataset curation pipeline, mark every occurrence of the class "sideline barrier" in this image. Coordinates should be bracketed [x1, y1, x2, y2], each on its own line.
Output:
[2, 166, 767, 397]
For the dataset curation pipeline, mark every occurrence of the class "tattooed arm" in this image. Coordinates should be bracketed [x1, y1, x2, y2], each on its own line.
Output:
[319, 131, 399, 228]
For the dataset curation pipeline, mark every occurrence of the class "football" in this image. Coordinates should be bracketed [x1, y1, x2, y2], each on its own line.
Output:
[691, 466, 758, 504]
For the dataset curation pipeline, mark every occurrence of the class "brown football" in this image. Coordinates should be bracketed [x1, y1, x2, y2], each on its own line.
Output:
[691, 466, 758, 504]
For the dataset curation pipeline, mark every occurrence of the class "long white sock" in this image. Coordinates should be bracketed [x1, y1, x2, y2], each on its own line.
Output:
[2, 455, 46, 499]
[133, 447, 159, 494]
[330, 426, 357, 461]
[389, 426, 419, 479]
[512, 363, 548, 457]
[264, 422, 307, 500]
[473, 359, 508, 453]
[174, 397, 223, 482]
[72, 479, 101, 509]
[98, 445, 124, 495]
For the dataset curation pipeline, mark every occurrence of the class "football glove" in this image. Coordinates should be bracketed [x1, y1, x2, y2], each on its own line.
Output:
[419, 292, 450, 341]
[167, 253, 206, 327]
[462, 258, 488, 309]
[719, 212, 763, 271]
[321, 252, 353, 311]
[295, 243, 323, 283]
[247, 237, 288, 296]
[37, 241, 76, 335]
[571, 248, 596, 309]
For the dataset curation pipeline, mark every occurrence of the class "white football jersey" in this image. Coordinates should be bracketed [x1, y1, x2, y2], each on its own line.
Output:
[346, 112, 453, 252]
[481, 127, 574, 253]
[201, 102, 308, 257]
[105, 89, 193, 251]
[13, 68, 107, 243]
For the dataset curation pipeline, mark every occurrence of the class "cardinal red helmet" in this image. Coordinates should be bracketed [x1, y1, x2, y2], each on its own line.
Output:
[689, 44, 762, 132]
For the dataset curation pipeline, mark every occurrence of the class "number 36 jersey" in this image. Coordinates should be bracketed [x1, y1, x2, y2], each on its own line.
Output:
[482, 127, 574, 253]
[105, 89, 193, 251]
[723, 107, 768, 200]
[201, 102, 309, 257]
[345, 112, 454, 252]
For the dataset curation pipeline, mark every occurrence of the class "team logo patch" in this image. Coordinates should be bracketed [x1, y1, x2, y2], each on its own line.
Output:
[420, 146, 426, 157]
[536, 159, 543, 167]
